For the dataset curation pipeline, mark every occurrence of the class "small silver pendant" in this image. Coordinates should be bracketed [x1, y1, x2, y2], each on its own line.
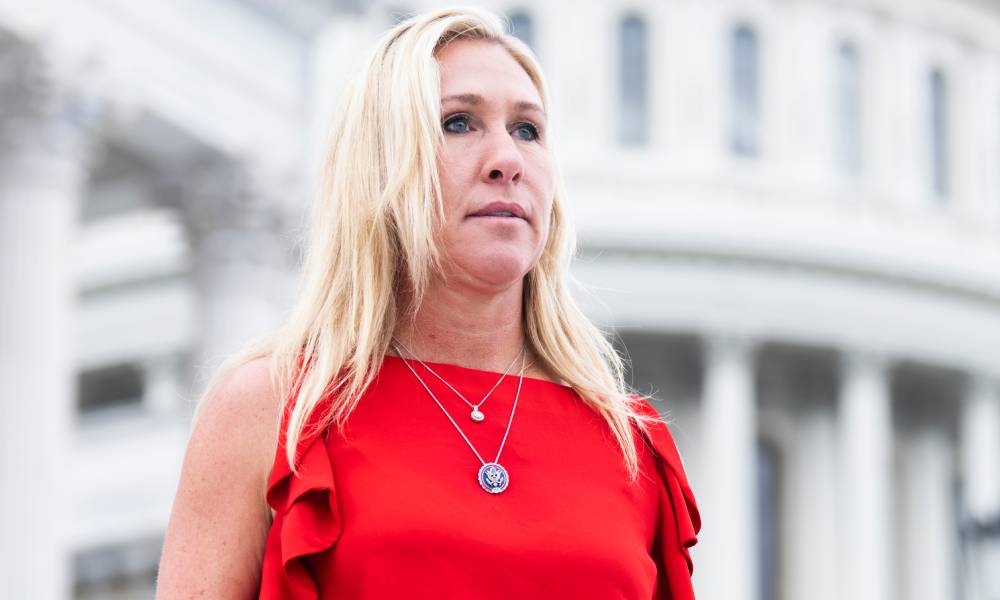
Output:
[470, 408, 485, 422]
[478, 462, 509, 494]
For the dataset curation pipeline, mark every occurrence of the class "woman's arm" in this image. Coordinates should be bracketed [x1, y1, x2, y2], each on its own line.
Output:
[156, 357, 281, 599]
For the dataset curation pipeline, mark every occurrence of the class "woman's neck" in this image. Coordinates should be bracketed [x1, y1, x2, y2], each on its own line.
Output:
[390, 277, 559, 383]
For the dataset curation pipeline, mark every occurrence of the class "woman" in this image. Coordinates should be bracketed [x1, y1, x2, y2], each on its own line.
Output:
[157, 7, 699, 599]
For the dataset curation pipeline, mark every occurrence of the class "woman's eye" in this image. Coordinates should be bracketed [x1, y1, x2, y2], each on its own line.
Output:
[443, 115, 470, 134]
[513, 122, 539, 142]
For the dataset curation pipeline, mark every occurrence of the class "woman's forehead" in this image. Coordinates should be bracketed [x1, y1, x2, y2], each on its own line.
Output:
[441, 92, 545, 119]
[437, 38, 543, 109]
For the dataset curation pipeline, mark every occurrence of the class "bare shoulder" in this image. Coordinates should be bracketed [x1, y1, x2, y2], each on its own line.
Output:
[156, 356, 284, 599]
[190, 356, 284, 493]
[201, 356, 284, 443]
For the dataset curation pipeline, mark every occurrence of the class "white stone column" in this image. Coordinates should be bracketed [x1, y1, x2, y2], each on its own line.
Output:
[142, 353, 183, 417]
[837, 352, 894, 600]
[898, 422, 958, 600]
[960, 375, 1000, 600]
[694, 335, 757, 600]
[783, 405, 838, 600]
[160, 155, 293, 387]
[0, 34, 102, 600]
[962, 375, 1000, 524]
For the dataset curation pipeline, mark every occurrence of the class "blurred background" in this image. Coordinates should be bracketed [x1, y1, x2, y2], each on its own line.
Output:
[1, 0, 999, 598]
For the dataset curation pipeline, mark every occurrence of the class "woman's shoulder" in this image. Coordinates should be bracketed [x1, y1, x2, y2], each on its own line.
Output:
[209, 356, 282, 409]
[193, 356, 285, 505]
[158, 357, 284, 596]
[199, 356, 284, 437]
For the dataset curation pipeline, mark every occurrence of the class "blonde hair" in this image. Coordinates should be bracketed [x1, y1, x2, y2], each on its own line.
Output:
[194, 6, 659, 484]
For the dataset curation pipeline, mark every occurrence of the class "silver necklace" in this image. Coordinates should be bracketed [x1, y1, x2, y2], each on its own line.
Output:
[391, 338, 524, 423]
[392, 342, 525, 494]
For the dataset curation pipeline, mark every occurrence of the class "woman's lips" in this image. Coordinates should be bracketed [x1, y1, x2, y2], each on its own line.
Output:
[467, 201, 528, 220]
[471, 212, 517, 218]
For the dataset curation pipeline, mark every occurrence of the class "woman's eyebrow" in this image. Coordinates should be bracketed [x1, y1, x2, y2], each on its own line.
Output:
[441, 93, 546, 118]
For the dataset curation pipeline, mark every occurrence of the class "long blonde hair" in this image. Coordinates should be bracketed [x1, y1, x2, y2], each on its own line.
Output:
[195, 6, 658, 483]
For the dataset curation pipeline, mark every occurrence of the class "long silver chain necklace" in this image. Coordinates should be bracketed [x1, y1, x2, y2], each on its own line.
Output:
[391, 338, 523, 423]
[391, 342, 525, 494]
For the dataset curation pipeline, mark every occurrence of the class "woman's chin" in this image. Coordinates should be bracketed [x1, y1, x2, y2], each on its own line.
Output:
[448, 255, 534, 292]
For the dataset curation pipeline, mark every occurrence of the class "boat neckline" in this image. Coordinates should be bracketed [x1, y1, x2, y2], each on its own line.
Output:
[383, 354, 573, 390]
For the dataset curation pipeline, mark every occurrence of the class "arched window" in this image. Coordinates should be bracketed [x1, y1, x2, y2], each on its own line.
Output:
[835, 41, 862, 176]
[730, 24, 760, 156]
[929, 68, 949, 199]
[508, 11, 534, 52]
[619, 14, 649, 146]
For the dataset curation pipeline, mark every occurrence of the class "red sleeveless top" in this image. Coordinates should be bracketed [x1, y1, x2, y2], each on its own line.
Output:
[259, 356, 699, 599]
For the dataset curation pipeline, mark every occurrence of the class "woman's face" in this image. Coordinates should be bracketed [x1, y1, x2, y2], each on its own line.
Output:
[433, 38, 555, 293]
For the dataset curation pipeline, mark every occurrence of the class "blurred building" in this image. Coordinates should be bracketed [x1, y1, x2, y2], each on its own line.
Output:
[0, 0, 998, 599]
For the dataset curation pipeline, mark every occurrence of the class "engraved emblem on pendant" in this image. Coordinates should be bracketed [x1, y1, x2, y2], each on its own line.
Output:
[478, 462, 509, 494]
[470, 408, 485, 422]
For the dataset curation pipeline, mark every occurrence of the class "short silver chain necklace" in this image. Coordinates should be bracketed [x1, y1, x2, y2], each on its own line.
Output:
[391, 341, 525, 494]
[391, 338, 523, 423]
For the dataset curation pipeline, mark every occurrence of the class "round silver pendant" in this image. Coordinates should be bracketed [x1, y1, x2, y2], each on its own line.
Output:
[470, 408, 485, 422]
[478, 462, 509, 494]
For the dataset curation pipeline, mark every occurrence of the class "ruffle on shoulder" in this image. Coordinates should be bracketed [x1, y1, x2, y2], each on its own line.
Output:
[634, 398, 701, 600]
[259, 400, 340, 599]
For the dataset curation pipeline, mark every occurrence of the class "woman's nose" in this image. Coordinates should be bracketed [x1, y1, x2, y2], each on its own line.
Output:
[480, 130, 523, 184]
